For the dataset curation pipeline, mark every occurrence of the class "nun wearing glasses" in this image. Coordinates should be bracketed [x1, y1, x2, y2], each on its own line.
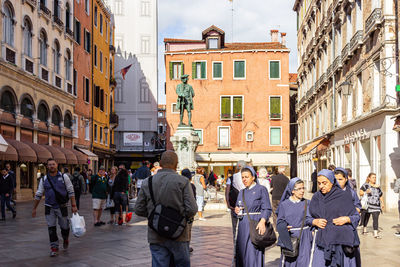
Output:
[276, 178, 314, 267]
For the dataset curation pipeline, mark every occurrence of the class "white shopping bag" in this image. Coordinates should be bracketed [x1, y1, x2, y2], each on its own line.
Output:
[71, 213, 86, 238]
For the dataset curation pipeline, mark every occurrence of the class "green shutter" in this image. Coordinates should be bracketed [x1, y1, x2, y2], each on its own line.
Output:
[233, 97, 243, 119]
[169, 62, 173, 80]
[181, 62, 184, 77]
[270, 97, 281, 118]
[192, 62, 197, 79]
[201, 62, 206, 79]
[270, 61, 280, 79]
[270, 128, 281, 145]
[213, 63, 222, 78]
[234, 61, 245, 78]
[221, 97, 231, 119]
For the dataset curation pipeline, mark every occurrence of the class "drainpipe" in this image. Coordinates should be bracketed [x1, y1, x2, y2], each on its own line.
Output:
[331, 10, 336, 130]
[395, 0, 400, 106]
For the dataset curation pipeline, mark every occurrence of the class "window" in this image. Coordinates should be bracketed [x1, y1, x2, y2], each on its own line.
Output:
[99, 14, 103, 34]
[52, 109, 62, 126]
[40, 30, 48, 66]
[356, 73, 363, 116]
[218, 127, 230, 148]
[64, 113, 72, 129]
[53, 0, 60, 18]
[233, 60, 245, 79]
[270, 127, 281, 145]
[140, 78, 150, 103]
[53, 41, 60, 74]
[220, 96, 243, 120]
[94, 5, 98, 27]
[84, 30, 91, 52]
[208, 38, 219, 49]
[38, 103, 48, 122]
[84, 77, 90, 102]
[100, 127, 103, 143]
[74, 19, 81, 44]
[100, 89, 104, 111]
[3, 3, 14, 46]
[212, 62, 223, 79]
[115, 0, 123, 15]
[105, 58, 108, 77]
[65, 3, 71, 30]
[194, 129, 203, 145]
[141, 1, 150, 16]
[94, 86, 100, 107]
[192, 61, 206, 79]
[337, 91, 342, 126]
[73, 69, 77, 95]
[21, 98, 33, 118]
[85, 121, 90, 140]
[347, 88, 353, 121]
[141, 36, 150, 54]
[99, 51, 103, 72]
[65, 50, 71, 81]
[23, 19, 33, 57]
[1, 91, 15, 113]
[104, 129, 108, 145]
[171, 103, 179, 114]
[94, 124, 97, 141]
[269, 61, 281, 79]
[94, 45, 97, 66]
[85, 0, 89, 14]
[170, 62, 184, 80]
[269, 96, 281, 119]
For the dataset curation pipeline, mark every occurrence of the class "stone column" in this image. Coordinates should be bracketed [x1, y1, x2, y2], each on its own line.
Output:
[170, 126, 200, 172]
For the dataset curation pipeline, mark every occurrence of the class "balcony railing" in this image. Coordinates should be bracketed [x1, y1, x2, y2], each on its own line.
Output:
[24, 0, 37, 8]
[5, 47, 16, 64]
[39, 3, 51, 18]
[341, 43, 350, 62]
[350, 30, 363, 52]
[65, 27, 73, 37]
[321, 72, 327, 85]
[365, 8, 382, 35]
[327, 63, 334, 78]
[53, 15, 64, 29]
[25, 58, 34, 73]
[333, 55, 342, 71]
[110, 112, 119, 128]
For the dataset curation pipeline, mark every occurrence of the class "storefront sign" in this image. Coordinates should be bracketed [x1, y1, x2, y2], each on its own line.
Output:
[344, 128, 368, 144]
[124, 132, 143, 146]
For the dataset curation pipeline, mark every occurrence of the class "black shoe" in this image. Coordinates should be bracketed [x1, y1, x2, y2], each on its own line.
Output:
[99, 221, 106, 225]
[94, 222, 101, 227]
[12, 212, 16, 219]
[0, 218, 5, 221]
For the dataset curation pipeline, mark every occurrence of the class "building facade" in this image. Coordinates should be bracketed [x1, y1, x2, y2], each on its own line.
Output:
[165, 26, 292, 177]
[294, 0, 400, 210]
[0, 0, 87, 200]
[91, 0, 116, 170]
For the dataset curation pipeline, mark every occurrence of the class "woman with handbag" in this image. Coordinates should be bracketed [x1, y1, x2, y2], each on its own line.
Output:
[276, 178, 313, 267]
[106, 166, 118, 224]
[359, 173, 384, 238]
[234, 166, 273, 267]
[309, 169, 361, 267]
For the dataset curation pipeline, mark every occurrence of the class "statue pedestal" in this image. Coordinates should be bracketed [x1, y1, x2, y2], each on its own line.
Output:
[170, 126, 200, 172]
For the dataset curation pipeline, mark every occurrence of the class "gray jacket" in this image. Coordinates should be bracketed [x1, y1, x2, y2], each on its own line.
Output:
[134, 168, 197, 243]
[394, 178, 400, 199]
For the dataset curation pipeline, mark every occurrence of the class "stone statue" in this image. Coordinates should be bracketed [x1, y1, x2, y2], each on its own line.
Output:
[176, 74, 195, 127]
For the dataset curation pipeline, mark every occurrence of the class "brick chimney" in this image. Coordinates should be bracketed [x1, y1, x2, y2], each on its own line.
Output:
[281, 32, 287, 46]
[270, 30, 279, 42]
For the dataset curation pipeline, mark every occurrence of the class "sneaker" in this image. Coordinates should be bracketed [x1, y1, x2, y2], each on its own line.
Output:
[122, 223, 127, 226]
[395, 232, 400, 237]
[114, 222, 119, 226]
[199, 217, 207, 221]
[12, 212, 16, 219]
[50, 248, 58, 257]
[63, 240, 69, 250]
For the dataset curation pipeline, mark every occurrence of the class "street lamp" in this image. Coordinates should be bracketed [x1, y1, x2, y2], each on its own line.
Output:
[340, 81, 352, 96]
[293, 137, 298, 148]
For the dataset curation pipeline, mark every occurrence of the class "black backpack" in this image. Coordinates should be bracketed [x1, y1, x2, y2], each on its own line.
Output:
[147, 176, 187, 239]
[71, 173, 81, 193]
[228, 176, 239, 207]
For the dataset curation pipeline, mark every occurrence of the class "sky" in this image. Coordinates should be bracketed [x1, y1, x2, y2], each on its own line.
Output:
[157, 0, 298, 104]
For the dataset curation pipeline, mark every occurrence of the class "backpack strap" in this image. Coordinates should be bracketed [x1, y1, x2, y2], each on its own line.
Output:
[148, 176, 155, 205]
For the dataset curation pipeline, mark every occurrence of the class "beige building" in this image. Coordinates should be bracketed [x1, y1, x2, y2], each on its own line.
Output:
[294, 0, 400, 210]
[0, 0, 85, 200]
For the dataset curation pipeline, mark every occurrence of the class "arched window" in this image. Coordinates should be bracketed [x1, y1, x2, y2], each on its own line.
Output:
[23, 18, 32, 57]
[3, 3, 14, 46]
[38, 103, 49, 122]
[64, 113, 72, 129]
[53, 40, 60, 74]
[52, 109, 62, 126]
[65, 3, 71, 30]
[65, 49, 71, 81]
[0, 90, 16, 113]
[39, 30, 48, 66]
[20, 97, 34, 118]
[53, 0, 60, 18]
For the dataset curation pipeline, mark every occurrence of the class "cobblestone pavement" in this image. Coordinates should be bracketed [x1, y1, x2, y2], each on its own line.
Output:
[0, 194, 399, 266]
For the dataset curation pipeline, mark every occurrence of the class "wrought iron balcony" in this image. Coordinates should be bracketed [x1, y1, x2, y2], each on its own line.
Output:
[333, 55, 342, 71]
[321, 73, 327, 85]
[350, 30, 363, 52]
[327, 64, 334, 78]
[365, 8, 382, 36]
[53, 15, 64, 28]
[23, 0, 37, 8]
[341, 43, 350, 62]
[39, 3, 51, 18]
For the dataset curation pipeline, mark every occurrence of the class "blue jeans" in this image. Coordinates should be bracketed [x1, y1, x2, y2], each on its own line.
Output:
[0, 193, 15, 218]
[150, 240, 190, 267]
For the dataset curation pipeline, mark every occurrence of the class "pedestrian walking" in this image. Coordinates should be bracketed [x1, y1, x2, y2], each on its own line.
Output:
[346, 168, 357, 191]
[113, 164, 129, 225]
[311, 169, 318, 193]
[5, 163, 16, 206]
[225, 160, 246, 238]
[181, 168, 196, 253]
[90, 166, 108, 227]
[0, 167, 16, 220]
[86, 169, 92, 194]
[334, 168, 361, 213]
[207, 170, 217, 187]
[193, 167, 207, 221]
[134, 151, 197, 267]
[71, 167, 85, 210]
[276, 178, 313, 267]
[258, 166, 271, 193]
[360, 173, 384, 238]
[309, 169, 360, 267]
[234, 166, 272, 266]
[270, 166, 290, 228]
[394, 176, 400, 237]
[134, 161, 151, 195]
[107, 166, 117, 224]
[80, 167, 88, 194]
[32, 158, 77, 257]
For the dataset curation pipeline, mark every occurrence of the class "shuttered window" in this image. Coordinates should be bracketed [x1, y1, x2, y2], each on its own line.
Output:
[221, 96, 243, 120]
[213, 62, 222, 79]
[234, 60, 245, 79]
[221, 97, 231, 119]
[269, 96, 281, 119]
[270, 127, 281, 145]
[192, 61, 206, 79]
[233, 97, 243, 119]
[269, 61, 280, 79]
[169, 62, 184, 80]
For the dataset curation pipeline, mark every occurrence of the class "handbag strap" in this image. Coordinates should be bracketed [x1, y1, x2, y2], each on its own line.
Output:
[242, 189, 253, 222]
[298, 200, 307, 240]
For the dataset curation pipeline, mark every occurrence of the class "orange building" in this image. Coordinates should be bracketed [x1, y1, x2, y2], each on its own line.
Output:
[165, 26, 292, 176]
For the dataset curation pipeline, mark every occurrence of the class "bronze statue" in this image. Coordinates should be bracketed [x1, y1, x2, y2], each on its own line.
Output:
[176, 74, 195, 127]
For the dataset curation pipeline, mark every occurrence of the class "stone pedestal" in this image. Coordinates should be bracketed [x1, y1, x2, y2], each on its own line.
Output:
[170, 126, 200, 172]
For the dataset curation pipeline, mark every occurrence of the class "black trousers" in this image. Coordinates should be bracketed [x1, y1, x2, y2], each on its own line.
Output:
[75, 192, 81, 210]
[361, 210, 380, 230]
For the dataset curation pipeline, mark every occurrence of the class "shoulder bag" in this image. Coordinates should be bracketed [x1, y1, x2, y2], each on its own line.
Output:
[281, 200, 307, 258]
[46, 174, 69, 205]
[242, 190, 277, 251]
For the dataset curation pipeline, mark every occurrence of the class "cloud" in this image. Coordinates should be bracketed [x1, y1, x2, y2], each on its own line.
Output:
[158, 0, 298, 103]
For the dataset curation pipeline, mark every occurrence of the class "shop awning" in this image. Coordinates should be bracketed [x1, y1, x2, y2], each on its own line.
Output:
[6, 139, 37, 162]
[58, 147, 78, 165]
[0, 134, 7, 152]
[23, 142, 53, 163]
[69, 149, 88, 165]
[0, 141, 17, 161]
[196, 152, 289, 166]
[249, 153, 289, 166]
[75, 147, 99, 159]
[300, 137, 325, 155]
[45, 145, 67, 164]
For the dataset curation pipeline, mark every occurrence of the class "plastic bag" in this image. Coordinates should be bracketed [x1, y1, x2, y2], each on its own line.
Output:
[71, 213, 86, 237]
[361, 194, 368, 210]
[106, 195, 114, 208]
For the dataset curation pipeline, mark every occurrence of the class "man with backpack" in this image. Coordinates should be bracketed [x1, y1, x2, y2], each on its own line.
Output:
[32, 158, 77, 257]
[134, 151, 197, 267]
[71, 167, 85, 210]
